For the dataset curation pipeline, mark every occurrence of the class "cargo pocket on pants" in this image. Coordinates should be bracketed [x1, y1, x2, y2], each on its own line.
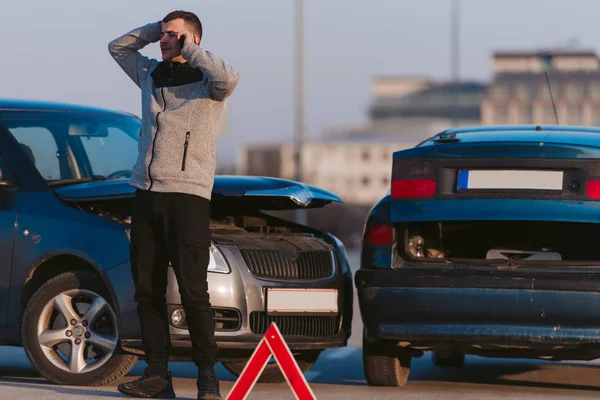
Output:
[181, 235, 210, 284]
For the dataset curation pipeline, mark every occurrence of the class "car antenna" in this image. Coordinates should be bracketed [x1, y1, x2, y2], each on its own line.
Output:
[541, 53, 559, 124]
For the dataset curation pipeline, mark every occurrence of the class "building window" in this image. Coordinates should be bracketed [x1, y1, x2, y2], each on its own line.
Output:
[494, 105, 509, 124]
[516, 84, 531, 101]
[565, 84, 584, 101]
[593, 108, 600, 126]
[590, 84, 600, 99]
[362, 149, 370, 161]
[538, 84, 551, 100]
[567, 105, 583, 125]
[542, 106, 558, 124]
[518, 106, 533, 124]
[491, 85, 510, 100]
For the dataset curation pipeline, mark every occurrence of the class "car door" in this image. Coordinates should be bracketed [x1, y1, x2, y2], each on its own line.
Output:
[0, 115, 49, 328]
[0, 154, 25, 326]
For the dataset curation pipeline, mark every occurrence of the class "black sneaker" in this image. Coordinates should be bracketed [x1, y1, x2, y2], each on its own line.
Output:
[118, 371, 176, 398]
[196, 369, 221, 400]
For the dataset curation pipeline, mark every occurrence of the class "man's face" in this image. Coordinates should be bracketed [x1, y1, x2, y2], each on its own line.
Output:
[159, 18, 189, 61]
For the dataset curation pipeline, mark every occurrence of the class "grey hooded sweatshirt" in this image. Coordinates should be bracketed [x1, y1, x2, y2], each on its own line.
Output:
[108, 22, 239, 200]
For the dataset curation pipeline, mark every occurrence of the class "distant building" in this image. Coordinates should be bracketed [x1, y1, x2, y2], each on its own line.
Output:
[481, 50, 600, 126]
[368, 78, 484, 122]
[325, 77, 486, 141]
[240, 77, 487, 206]
[283, 141, 417, 205]
[240, 140, 417, 206]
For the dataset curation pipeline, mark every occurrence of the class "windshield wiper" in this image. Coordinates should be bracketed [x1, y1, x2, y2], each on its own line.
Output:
[47, 175, 113, 187]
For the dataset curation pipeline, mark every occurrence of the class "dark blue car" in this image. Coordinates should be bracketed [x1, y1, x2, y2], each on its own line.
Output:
[0, 99, 353, 386]
[357, 125, 600, 386]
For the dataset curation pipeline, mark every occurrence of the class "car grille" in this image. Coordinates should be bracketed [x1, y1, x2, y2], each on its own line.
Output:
[240, 249, 334, 280]
[250, 312, 340, 338]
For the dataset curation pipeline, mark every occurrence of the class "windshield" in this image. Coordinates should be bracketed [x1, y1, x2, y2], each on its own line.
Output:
[0, 110, 140, 185]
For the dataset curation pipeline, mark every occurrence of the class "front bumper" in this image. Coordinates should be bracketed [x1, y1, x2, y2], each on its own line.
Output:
[113, 244, 353, 357]
[356, 266, 600, 346]
[121, 332, 347, 361]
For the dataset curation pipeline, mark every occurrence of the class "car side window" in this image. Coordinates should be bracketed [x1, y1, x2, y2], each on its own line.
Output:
[10, 127, 61, 180]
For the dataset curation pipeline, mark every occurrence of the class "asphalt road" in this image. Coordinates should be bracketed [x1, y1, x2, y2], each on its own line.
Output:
[3, 254, 600, 399]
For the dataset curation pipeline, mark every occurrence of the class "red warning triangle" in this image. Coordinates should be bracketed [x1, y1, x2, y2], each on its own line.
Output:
[226, 322, 317, 400]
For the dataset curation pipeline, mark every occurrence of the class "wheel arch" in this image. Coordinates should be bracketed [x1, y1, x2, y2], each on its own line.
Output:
[20, 268, 137, 386]
[19, 253, 121, 337]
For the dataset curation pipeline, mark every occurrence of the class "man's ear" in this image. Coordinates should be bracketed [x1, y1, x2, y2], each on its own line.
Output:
[194, 34, 200, 45]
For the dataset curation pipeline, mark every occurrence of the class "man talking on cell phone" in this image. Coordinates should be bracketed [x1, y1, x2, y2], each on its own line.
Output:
[108, 10, 239, 400]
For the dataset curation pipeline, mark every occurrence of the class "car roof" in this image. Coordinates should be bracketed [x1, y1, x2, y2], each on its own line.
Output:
[0, 98, 138, 119]
[418, 125, 600, 148]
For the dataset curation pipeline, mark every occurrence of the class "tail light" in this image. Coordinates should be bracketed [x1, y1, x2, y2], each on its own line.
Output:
[364, 224, 393, 246]
[586, 180, 600, 199]
[586, 163, 600, 199]
[392, 179, 436, 199]
[391, 159, 436, 199]
[362, 223, 395, 269]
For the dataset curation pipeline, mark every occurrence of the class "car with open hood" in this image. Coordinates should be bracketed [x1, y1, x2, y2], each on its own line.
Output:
[356, 124, 600, 387]
[0, 99, 353, 386]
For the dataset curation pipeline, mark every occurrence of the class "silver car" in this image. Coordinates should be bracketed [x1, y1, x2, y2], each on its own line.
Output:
[97, 177, 355, 383]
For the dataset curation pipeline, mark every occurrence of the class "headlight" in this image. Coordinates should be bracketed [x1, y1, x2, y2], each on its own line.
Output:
[170, 307, 186, 327]
[208, 244, 230, 274]
[126, 228, 229, 274]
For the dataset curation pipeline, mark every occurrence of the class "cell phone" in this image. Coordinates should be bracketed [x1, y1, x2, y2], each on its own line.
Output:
[178, 36, 186, 49]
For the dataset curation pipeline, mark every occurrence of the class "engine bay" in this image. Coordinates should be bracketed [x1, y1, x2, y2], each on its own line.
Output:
[65, 196, 317, 237]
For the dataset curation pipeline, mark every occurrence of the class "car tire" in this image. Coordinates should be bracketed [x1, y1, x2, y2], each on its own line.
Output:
[432, 351, 465, 367]
[362, 333, 411, 387]
[222, 350, 320, 383]
[22, 271, 137, 386]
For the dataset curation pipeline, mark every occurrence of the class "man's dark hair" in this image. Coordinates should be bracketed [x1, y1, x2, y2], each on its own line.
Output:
[163, 10, 203, 42]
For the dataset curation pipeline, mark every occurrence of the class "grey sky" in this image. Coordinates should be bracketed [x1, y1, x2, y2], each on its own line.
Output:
[2, 0, 599, 166]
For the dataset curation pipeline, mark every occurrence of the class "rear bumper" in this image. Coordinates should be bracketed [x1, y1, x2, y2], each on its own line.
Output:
[370, 323, 600, 344]
[356, 267, 600, 346]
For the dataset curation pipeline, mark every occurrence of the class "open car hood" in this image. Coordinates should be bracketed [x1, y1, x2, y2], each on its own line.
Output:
[54, 176, 343, 210]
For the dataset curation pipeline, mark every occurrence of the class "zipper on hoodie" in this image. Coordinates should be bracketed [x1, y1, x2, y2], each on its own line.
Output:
[181, 131, 190, 171]
[148, 86, 166, 190]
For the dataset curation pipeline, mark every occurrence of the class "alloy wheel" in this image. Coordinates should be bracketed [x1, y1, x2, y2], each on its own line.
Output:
[36, 289, 118, 374]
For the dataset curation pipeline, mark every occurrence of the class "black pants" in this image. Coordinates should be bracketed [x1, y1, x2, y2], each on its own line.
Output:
[130, 189, 218, 369]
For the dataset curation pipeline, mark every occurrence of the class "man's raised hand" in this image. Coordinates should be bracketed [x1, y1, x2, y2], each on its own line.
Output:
[177, 30, 195, 46]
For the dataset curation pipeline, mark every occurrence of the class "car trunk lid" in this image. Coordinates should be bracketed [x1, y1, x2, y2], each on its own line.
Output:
[390, 143, 600, 224]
